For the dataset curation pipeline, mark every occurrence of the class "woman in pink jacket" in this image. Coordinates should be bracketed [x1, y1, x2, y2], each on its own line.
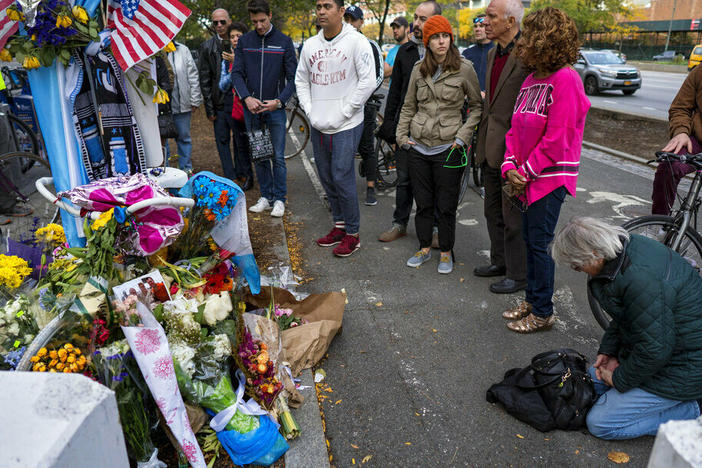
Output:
[500, 7, 590, 333]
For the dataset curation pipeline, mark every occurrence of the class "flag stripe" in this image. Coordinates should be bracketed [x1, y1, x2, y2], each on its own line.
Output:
[108, 0, 191, 71]
[0, 15, 17, 51]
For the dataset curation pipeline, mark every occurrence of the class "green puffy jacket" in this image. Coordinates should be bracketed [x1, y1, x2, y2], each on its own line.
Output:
[589, 234, 702, 401]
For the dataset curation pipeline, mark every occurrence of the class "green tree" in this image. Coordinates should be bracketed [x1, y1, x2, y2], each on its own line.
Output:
[528, 0, 634, 33]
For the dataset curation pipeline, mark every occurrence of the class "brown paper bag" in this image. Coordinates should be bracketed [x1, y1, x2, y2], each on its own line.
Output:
[245, 287, 345, 376]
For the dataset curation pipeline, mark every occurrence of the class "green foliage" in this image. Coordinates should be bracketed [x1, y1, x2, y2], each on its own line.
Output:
[528, 0, 635, 34]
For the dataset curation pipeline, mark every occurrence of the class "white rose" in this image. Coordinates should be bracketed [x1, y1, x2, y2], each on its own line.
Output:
[215, 292, 232, 321]
[7, 323, 19, 336]
[211, 334, 231, 361]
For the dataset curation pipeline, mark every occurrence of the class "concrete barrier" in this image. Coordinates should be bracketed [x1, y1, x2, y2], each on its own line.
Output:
[647, 416, 702, 468]
[629, 61, 688, 74]
[0, 371, 129, 468]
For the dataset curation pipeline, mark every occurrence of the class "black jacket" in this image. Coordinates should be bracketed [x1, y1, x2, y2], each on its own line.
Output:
[377, 39, 420, 144]
[462, 42, 494, 91]
[198, 35, 233, 117]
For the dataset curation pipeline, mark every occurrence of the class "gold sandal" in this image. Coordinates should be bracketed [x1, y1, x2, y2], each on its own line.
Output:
[507, 313, 555, 333]
[503, 301, 532, 320]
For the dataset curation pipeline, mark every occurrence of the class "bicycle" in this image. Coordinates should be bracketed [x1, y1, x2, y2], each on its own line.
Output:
[284, 95, 310, 159]
[588, 151, 702, 330]
[457, 130, 484, 204]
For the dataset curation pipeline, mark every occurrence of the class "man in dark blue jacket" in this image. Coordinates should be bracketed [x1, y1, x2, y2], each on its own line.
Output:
[232, 0, 297, 218]
[461, 14, 494, 93]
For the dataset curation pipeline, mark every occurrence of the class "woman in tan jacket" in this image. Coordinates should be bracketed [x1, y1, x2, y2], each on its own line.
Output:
[396, 15, 483, 274]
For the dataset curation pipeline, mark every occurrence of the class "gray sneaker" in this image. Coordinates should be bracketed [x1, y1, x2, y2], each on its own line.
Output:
[407, 250, 431, 267]
[438, 253, 453, 274]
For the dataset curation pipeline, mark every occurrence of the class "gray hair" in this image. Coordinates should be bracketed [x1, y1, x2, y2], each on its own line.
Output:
[551, 217, 630, 268]
[503, 0, 524, 25]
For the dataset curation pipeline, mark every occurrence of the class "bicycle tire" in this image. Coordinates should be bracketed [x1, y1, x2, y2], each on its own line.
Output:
[375, 137, 398, 189]
[0, 152, 59, 246]
[587, 215, 702, 330]
[458, 160, 470, 204]
[284, 108, 310, 159]
[8, 114, 40, 168]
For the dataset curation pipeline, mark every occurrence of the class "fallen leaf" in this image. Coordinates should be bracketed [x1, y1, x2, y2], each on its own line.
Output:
[544, 438, 550, 441]
[375, 302, 383, 307]
[326, 439, 330, 447]
[351, 444, 359, 449]
[460, 277, 465, 283]
[575, 450, 580, 454]
[404, 442, 411, 445]
[432, 328, 438, 333]
[415, 412, 420, 416]
[362, 455, 373, 463]
[352, 459, 356, 465]
[335, 399, 342, 404]
[516, 434, 525, 439]
[608, 451, 630, 464]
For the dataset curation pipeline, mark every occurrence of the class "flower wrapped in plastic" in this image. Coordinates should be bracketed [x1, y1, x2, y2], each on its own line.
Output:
[0, 295, 38, 369]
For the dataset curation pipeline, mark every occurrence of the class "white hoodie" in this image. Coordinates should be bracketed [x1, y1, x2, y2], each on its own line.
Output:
[295, 23, 375, 134]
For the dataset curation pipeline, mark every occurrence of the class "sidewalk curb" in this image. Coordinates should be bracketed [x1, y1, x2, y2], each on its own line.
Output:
[269, 215, 331, 468]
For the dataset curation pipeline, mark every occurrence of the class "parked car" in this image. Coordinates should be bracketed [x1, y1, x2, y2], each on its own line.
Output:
[688, 45, 702, 71]
[573, 50, 641, 95]
[653, 50, 676, 61]
[602, 49, 626, 62]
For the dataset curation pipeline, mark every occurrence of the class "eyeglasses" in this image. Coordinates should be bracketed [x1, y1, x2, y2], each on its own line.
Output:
[473, 17, 485, 24]
[213, 20, 228, 26]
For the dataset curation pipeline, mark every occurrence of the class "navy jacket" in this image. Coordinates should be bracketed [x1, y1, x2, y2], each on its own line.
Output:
[232, 26, 297, 105]
[462, 42, 494, 91]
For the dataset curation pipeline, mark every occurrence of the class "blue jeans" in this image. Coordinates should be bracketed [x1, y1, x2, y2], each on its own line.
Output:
[586, 367, 700, 440]
[522, 186, 566, 318]
[311, 123, 364, 235]
[244, 108, 287, 203]
[166, 112, 192, 170]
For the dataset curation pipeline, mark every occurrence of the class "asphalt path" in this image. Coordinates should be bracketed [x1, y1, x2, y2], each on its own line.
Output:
[586, 70, 686, 121]
[282, 127, 667, 467]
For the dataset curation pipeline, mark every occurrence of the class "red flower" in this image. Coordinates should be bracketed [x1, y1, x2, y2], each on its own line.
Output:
[153, 282, 169, 302]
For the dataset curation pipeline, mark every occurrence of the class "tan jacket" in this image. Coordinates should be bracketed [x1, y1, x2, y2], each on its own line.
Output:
[669, 65, 702, 140]
[396, 58, 483, 148]
[476, 47, 530, 168]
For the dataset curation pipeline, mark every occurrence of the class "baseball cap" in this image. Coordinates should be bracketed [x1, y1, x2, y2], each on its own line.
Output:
[390, 16, 409, 28]
[344, 5, 363, 20]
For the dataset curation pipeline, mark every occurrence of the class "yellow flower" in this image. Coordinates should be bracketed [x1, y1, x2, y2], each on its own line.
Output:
[49, 369, 57, 373]
[56, 14, 72, 28]
[63, 368, 70, 373]
[72, 6, 89, 24]
[49, 359, 58, 367]
[163, 41, 176, 53]
[152, 88, 170, 104]
[30, 355, 39, 363]
[74, 348, 82, 355]
[63, 343, 74, 351]
[6, 7, 23, 22]
[49, 350, 58, 360]
[91, 209, 114, 231]
[22, 56, 40, 70]
[0, 254, 32, 289]
[35, 224, 67, 247]
[67, 355, 76, 363]
[0, 49, 12, 62]
[37, 348, 47, 358]
[56, 362, 65, 370]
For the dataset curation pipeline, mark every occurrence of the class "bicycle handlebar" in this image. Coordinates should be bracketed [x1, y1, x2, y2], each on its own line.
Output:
[649, 151, 702, 168]
[35, 177, 194, 220]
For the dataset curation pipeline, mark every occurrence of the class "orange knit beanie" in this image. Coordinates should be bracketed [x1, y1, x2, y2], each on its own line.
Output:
[422, 15, 453, 48]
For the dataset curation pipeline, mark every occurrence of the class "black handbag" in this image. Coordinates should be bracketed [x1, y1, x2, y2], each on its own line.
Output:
[158, 102, 177, 139]
[246, 115, 274, 163]
[486, 348, 597, 432]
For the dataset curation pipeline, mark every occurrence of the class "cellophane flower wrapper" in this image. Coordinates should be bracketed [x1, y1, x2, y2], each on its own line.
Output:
[0, 295, 39, 369]
[57, 173, 184, 256]
[93, 345, 165, 467]
[121, 300, 206, 468]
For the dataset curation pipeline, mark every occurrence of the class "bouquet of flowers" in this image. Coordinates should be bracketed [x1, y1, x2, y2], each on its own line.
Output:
[0, 254, 33, 291]
[0, 295, 38, 369]
[271, 305, 305, 331]
[236, 327, 283, 409]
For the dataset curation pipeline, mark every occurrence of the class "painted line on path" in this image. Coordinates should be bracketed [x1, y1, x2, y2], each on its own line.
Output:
[289, 129, 329, 209]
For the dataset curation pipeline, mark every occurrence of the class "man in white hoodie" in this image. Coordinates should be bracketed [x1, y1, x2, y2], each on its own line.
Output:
[295, 0, 376, 257]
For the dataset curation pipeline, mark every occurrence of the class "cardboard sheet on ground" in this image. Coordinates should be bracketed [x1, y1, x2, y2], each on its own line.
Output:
[245, 287, 345, 376]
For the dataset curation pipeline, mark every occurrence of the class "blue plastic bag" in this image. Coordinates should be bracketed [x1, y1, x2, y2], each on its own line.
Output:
[216, 413, 289, 466]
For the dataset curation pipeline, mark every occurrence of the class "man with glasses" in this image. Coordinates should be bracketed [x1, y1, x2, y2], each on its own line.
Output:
[199, 9, 242, 183]
[461, 14, 494, 94]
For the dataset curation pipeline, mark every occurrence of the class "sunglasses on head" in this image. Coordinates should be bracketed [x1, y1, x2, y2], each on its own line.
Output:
[213, 19, 228, 26]
[473, 17, 485, 24]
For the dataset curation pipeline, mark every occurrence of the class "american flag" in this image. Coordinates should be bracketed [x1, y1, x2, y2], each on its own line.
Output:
[0, 0, 19, 51]
[107, 0, 191, 71]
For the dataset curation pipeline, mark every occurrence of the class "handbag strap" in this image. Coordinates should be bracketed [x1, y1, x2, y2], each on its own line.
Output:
[512, 364, 565, 390]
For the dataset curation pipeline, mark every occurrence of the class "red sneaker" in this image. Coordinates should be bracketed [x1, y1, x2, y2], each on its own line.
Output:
[333, 235, 360, 257]
[316, 227, 346, 247]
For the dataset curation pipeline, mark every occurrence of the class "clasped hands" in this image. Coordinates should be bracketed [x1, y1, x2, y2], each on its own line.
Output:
[505, 169, 527, 196]
[244, 96, 279, 114]
[593, 353, 619, 387]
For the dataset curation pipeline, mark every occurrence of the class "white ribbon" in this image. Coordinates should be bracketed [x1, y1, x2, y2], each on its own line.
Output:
[209, 369, 273, 432]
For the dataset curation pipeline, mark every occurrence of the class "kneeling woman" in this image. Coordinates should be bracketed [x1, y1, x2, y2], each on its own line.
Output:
[396, 15, 482, 274]
[552, 217, 702, 440]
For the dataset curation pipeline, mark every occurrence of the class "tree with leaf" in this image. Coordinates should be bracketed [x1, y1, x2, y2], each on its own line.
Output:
[528, 0, 634, 34]
[358, 0, 393, 44]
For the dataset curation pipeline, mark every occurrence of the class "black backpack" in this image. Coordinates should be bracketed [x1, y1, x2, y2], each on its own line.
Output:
[486, 348, 597, 432]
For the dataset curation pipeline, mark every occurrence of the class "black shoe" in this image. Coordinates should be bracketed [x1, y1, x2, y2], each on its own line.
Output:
[490, 278, 527, 294]
[473, 264, 506, 277]
[365, 186, 377, 206]
[242, 177, 254, 191]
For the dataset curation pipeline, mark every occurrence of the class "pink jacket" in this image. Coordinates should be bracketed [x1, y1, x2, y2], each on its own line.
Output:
[501, 67, 590, 205]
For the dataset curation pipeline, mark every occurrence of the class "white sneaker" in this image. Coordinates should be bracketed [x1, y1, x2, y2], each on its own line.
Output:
[271, 200, 285, 217]
[249, 197, 271, 213]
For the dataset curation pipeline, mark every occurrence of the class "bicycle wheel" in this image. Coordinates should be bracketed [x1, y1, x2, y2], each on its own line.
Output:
[284, 108, 310, 159]
[458, 160, 470, 204]
[8, 114, 40, 164]
[0, 152, 59, 248]
[587, 215, 702, 330]
[375, 137, 398, 190]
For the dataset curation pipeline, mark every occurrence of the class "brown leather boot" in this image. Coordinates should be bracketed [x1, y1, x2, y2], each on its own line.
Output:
[378, 224, 406, 242]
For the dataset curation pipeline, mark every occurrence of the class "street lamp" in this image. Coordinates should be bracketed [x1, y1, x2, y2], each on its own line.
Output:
[664, 0, 677, 53]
